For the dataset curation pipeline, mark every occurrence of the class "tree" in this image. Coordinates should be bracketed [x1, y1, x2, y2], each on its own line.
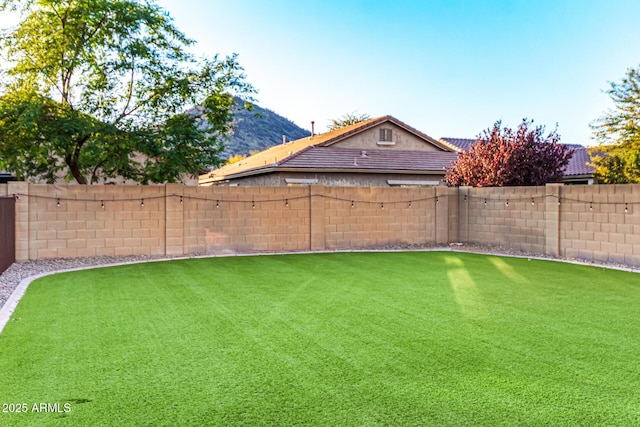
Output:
[590, 66, 640, 183]
[327, 112, 370, 131]
[224, 154, 248, 165]
[444, 119, 573, 187]
[0, 0, 253, 184]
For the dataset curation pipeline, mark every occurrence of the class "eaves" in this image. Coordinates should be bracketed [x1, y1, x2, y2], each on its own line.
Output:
[206, 166, 448, 183]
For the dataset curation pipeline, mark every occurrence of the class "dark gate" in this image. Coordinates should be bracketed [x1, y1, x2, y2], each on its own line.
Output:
[0, 196, 15, 274]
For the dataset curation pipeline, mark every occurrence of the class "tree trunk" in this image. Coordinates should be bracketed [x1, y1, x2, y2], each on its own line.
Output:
[65, 154, 87, 184]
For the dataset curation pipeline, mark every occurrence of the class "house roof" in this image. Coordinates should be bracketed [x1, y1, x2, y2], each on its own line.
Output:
[564, 146, 595, 176]
[439, 137, 475, 152]
[282, 147, 458, 172]
[439, 137, 595, 178]
[204, 116, 451, 183]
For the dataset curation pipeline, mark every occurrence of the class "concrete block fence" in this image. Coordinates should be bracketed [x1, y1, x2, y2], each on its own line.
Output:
[3, 182, 640, 266]
[457, 183, 640, 266]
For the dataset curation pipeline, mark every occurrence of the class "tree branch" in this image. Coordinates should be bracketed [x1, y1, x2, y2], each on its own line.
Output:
[65, 135, 91, 184]
[90, 157, 109, 184]
[120, 36, 136, 120]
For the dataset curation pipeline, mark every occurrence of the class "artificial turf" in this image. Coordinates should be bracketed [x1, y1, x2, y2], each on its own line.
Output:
[0, 251, 639, 426]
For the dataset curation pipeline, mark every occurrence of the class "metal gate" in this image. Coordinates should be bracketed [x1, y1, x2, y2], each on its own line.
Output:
[0, 196, 15, 274]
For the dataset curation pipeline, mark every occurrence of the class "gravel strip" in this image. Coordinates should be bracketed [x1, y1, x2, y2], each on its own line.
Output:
[2, 244, 639, 312]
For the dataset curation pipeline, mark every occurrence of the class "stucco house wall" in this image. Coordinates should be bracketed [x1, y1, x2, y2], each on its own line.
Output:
[222, 172, 446, 187]
[331, 123, 444, 151]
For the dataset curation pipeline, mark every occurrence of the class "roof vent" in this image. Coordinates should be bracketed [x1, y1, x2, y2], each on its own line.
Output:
[353, 157, 358, 166]
[361, 150, 368, 158]
[311, 121, 315, 137]
[282, 135, 286, 145]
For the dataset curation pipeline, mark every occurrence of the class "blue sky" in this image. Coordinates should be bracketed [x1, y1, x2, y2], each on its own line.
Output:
[154, 0, 640, 145]
[4, 1, 640, 145]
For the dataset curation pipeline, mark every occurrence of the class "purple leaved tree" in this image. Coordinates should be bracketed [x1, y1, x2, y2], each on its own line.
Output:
[445, 119, 573, 187]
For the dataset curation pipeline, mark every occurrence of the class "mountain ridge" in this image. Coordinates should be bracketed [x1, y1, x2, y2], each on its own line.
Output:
[223, 99, 310, 159]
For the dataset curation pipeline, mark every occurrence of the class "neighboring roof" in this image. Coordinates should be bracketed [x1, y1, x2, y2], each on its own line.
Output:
[439, 138, 595, 178]
[564, 146, 595, 177]
[204, 116, 451, 182]
[439, 137, 476, 152]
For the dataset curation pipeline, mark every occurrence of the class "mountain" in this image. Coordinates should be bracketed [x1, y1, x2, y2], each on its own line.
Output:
[223, 98, 310, 159]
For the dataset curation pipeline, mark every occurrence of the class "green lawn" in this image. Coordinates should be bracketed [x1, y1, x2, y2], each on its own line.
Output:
[1, 252, 639, 426]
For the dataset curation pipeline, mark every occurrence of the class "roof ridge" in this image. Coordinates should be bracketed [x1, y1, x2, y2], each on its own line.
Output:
[381, 117, 449, 150]
[308, 116, 387, 146]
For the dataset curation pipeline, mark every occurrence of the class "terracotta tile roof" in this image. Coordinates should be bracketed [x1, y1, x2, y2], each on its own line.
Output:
[204, 115, 451, 182]
[439, 138, 594, 177]
[211, 134, 317, 179]
[283, 147, 459, 172]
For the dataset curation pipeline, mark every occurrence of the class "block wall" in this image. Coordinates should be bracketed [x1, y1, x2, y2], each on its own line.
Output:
[463, 184, 640, 266]
[180, 185, 311, 255]
[7, 182, 640, 267]
[20, 184, 166, 259]
[463, 186, 547, 253]
[8, 183, 442, 261]
[558, 184, 640, 266]
[321, 186, 437, 250]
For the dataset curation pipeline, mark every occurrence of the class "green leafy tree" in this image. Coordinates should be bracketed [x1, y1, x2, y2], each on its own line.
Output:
[327, 112, 370, 131]
[445, 119, 573, 187]
[0, 0, 253, 184]
[590, 67, 640, 183]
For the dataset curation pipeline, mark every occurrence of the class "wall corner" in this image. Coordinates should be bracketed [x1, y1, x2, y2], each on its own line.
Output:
[8, 182, 29, 262]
